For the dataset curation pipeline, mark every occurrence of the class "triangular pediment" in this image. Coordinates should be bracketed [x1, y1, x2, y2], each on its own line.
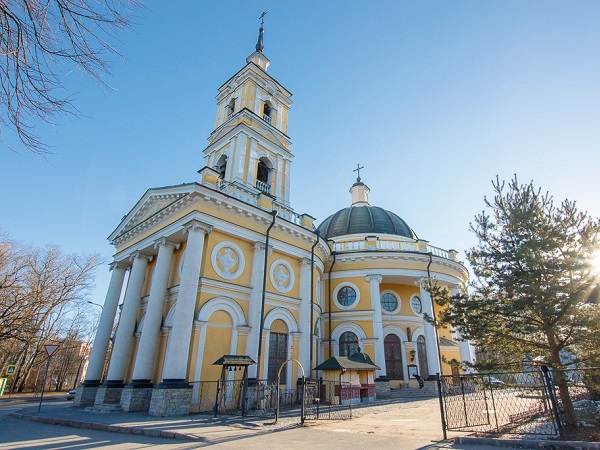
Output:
[108, 184, 196, 243]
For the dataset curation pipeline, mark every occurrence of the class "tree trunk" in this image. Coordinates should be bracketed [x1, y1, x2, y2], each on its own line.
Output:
[547, 332, 577, 428]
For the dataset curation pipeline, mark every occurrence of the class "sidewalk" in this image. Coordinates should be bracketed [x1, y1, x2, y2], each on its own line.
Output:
[8, 397, 600, 449]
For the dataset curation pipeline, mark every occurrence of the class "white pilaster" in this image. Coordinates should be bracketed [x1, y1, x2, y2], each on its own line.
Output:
[298, 259, 311, 375]
[275, 154, 283, 200]
[131, 239, 179, 383]
[246, 242, 266, 378]
[191, 320, 209, 401]
[400, 340, 410, 387]
[106, 252, 152, 383]
[419, 284, 441, 376]
[366, 275, 386, 378]
[161, 221, 211, 382]
[283, 163, 291, 204]
[85, 262, 128, 383]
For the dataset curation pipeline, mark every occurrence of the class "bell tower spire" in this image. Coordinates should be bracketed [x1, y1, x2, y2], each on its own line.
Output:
[255, 12, 266, 52]
[201, 15, 294, 209]
[246, 12, 270, 72]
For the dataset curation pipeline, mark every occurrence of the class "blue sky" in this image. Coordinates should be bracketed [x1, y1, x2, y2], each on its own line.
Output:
[1, 1, 599, 306]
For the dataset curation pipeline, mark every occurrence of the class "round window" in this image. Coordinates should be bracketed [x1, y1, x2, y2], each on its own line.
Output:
[381, 293, 398, 312]
[337, 286, 357, 307]
[411, 296, 423, 315]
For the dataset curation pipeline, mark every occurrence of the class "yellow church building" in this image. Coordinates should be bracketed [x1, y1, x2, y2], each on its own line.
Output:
[75, 22, 472, 416]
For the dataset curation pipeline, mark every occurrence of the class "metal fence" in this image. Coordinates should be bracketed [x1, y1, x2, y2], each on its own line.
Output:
[190, 378, 353, 421]
[303, 379, 353, 420]
[190, 379, 301, 417]
[439, 367, 600, 438]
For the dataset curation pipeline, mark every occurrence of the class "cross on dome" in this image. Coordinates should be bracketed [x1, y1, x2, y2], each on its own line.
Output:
[353, 163, 364, 182]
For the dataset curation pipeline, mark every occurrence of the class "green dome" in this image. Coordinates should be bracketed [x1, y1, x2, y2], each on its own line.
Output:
[317, 205, 416, 240]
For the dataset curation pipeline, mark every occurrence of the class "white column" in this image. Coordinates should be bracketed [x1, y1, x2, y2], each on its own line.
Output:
[449, 286, 475, 371]
[298, 259, 311, 374]
[161, 221, 211, 382]
[420, 284, 441, 377]
[131, 238, 179, 383]
[246, 242, 266, 378]
[85, 262, 128, 383]
[366, 275, 386, 378]
[106, 252, 152, 383]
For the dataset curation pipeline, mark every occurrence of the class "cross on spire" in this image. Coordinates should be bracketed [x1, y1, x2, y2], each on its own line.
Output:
[259, 11, 267, 27]
[353, 163, 364, 182]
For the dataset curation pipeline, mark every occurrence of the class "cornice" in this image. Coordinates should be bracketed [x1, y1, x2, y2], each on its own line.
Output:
[217, 62, 292, 99]
[207, 111, 292, 153]
[199, 277, 253, 298]
[328, 310, 375, 321]
[330, 251, 468, 281]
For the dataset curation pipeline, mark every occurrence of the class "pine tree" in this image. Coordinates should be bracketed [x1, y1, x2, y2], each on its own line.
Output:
[436, 176, 600, 428]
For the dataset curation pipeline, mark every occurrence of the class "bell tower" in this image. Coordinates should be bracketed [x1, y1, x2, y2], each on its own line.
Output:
[201, 14, 294, 208]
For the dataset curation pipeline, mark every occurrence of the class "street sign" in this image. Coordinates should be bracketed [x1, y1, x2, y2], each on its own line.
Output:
[44, 345, 60, 358]
[6, 365, 16, 375]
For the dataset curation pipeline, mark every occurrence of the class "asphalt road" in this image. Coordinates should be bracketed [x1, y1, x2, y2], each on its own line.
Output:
[0, 398, 502, 449]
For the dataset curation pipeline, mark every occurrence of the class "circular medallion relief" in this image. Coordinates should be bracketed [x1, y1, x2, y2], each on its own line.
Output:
[269, 259, 295, 293]
[211, 242, 245, 280]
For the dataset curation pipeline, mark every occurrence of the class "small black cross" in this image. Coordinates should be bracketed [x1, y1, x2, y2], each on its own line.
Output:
[353, 163, 364, 182]
[259, 11, 267, 27]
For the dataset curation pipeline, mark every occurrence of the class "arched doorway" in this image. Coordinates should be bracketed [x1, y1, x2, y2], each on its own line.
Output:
[384, 334, 403, 381]
[267, 319, 288, 383]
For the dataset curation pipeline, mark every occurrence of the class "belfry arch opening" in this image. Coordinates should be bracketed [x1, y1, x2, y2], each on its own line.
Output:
[227, 98, 236, 118]
[262, 101, 273, 124]
[215, 154, 228, 180]
[256, 157, 272, 194]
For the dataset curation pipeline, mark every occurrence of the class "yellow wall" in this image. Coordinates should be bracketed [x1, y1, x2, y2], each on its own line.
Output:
[200, 310, 234, 382]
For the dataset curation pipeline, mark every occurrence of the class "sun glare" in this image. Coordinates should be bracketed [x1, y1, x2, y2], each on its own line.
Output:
[591, 251, 600, 275]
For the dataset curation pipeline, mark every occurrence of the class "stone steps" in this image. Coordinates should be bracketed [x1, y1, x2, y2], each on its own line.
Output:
[388, 388, 435, 398]
[85, 403, 124, 413]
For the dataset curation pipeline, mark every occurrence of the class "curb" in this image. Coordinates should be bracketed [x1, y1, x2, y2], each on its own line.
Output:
[454, 436, 600, 449]
[9, 412, 202, 442]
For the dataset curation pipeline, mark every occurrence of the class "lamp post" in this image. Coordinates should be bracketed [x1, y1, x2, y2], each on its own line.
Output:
[87, 301, 103, 310]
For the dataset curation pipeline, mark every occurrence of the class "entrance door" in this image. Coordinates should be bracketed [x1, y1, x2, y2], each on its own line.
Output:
[384, 334, 404, 380]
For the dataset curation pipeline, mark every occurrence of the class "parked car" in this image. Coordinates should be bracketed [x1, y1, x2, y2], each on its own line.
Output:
[487, 376, 505, 387]
[66, 389, 76, 400]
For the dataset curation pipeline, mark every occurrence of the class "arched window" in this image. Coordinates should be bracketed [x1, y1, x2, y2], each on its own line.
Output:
[268, 319, 288, 383]
[256, 158, 272, 194]
[384, 334, 403, 380]
[417, 335, 429, 378]
[339, 331, 359, 357]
